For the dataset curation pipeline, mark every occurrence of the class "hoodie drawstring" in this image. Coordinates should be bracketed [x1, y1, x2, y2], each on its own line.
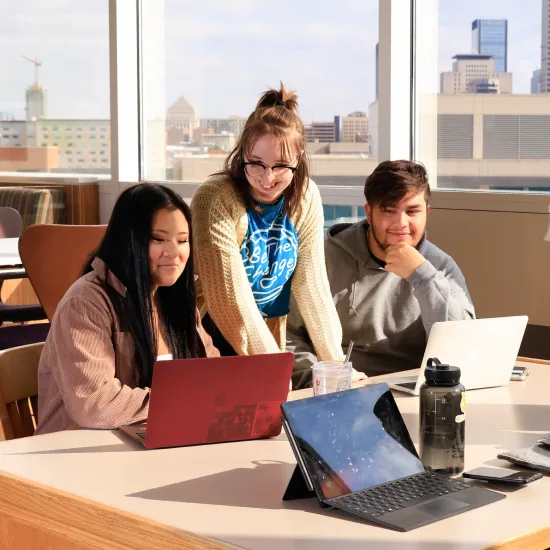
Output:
[350, 260, 358, 314]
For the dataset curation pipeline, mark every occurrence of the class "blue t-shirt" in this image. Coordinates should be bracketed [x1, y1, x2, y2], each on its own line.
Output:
[240, 197, 298, 318]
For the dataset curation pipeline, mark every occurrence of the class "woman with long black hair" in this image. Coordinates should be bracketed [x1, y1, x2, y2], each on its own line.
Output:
[36, 183, 218, 435]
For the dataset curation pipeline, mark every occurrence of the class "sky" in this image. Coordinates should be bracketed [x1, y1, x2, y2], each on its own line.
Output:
[0, 0, 544, 123]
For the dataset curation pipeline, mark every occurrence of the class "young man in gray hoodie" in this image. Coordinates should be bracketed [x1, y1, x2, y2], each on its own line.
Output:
[287, 160, 475, 389]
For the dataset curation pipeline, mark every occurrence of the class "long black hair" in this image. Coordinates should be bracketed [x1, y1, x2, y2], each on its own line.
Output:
[84, 183, 205, 387]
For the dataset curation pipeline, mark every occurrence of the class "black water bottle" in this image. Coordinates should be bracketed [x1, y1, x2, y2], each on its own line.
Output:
[419, 357, 466, 474]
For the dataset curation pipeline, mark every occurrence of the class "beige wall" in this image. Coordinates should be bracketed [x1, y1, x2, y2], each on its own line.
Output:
[438, 158, 550, 178]
[428, 207, 550, 327]
[438, 93, 550, 115]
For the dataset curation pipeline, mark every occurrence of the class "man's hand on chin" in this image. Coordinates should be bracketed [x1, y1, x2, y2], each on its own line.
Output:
[384, 244, 426, 280]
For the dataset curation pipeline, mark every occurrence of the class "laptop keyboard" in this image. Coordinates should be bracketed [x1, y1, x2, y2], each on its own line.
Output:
[136, 431, 146, 440]
[330, 471, 472, 518]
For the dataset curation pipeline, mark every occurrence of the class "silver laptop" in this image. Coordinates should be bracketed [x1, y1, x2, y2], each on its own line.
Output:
[386, 316, 528, 395]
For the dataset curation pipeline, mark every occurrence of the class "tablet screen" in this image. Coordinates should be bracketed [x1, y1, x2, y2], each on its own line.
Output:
[283, 384, 424, 499]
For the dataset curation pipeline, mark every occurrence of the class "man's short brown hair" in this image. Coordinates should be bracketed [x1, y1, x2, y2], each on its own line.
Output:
[364, 160, 431, 209]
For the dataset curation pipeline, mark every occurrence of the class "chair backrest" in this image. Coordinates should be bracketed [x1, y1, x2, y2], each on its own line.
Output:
[19, 224, 107, 321]
[0, 342, 44, 440]
[0, 187, 65, 229]
[0, 207, 23, 238]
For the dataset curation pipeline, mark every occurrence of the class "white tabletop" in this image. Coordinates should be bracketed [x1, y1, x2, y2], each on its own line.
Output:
[0, 363, 549, 550]
[0, 238, 21, 267]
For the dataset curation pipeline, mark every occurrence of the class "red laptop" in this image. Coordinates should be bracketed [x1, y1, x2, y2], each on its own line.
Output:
[119, 352, 294, 449]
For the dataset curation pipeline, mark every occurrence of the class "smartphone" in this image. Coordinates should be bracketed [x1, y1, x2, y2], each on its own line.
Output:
[510, 365, 530, 381]
[463, 467, 542, 485]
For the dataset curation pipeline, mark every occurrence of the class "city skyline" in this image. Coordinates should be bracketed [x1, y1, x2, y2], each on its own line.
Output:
[0, 0, 544, 122]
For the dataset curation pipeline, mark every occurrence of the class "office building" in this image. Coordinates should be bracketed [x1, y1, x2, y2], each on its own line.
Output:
[0, 79, 111, 173]
[166, 96, 199, 145]
[0, 119, 110, 173]
[334, 115, 341, 142]
[472, 19, 508, 73]
[304, 120, 337, 143]
[0, 121, 35, 148]
[37, 119, 110, 172]
[200, 116, 246, 137]
[341, 111, 369, 143]
[541, 0, 550, 92]
[440, 54, 512, 94]
[438, 93, 550, 161]
[366, 93, 550, 191]
[1, 84, 111, 173]
[201, 132, 236, 153]
[25, 83, 47, 121]
[532, 69, 542, 94]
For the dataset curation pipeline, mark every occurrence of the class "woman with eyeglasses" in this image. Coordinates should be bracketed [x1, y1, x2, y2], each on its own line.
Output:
[192, 83, 348, 379]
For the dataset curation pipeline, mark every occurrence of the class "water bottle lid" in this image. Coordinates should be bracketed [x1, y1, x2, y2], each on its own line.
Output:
[424, 357, 461, 385]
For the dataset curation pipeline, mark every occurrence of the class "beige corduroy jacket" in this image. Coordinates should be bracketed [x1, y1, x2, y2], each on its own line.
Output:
[35, 258, 218, 435]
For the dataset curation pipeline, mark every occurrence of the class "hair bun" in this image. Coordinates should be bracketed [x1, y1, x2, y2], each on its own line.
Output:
[256, 82, 299, 113]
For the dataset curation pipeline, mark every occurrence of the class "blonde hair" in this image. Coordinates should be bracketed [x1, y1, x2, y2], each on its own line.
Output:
[222, 82, 310, 215]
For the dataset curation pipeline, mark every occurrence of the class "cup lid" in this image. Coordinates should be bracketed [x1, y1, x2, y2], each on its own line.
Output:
[311, 360, 351, 373]
[424, 357, 461, 385]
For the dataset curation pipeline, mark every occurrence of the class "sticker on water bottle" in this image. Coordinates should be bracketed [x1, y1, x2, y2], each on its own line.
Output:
[455, 393, 466, 423]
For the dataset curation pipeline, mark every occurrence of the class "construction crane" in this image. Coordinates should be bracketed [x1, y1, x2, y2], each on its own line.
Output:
[21, 55, 42, 85]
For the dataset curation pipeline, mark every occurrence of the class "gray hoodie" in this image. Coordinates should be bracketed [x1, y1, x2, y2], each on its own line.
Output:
[287, 220, 475, 389]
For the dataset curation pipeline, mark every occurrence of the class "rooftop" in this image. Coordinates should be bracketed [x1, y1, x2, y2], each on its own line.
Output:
[453, 54, 494, 61]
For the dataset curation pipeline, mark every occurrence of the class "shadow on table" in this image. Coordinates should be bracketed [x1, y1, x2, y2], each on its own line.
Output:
[5, 430, 143, 455]
[127, 461, 402, 529]
[127, 460, 300, 510]
[5, 443, 131, 455]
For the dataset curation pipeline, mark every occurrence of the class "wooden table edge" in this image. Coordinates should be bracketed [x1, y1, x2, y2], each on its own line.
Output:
[1, 464, 549, 550]
[0, 470, 240, 550]
[484, 524, 550, 550]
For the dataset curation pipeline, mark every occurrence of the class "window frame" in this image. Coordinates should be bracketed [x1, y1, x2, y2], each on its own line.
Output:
[1, 0, 549, 223]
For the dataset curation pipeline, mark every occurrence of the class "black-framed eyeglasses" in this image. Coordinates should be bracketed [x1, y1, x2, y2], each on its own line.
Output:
[242, 158, 300, 179]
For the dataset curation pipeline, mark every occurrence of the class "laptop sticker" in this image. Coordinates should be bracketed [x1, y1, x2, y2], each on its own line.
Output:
[207, 404, 257, 442]
[252, 401, 281, 438]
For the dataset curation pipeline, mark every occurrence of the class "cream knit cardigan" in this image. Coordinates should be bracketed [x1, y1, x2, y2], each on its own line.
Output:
[191, 174, 345, 361]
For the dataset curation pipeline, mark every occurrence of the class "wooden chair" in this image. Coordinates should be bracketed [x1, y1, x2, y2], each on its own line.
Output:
[0, 342, 44, 440]
[19, 224, 106, 321]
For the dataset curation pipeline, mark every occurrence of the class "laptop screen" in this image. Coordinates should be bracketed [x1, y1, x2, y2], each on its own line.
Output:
[282, 383, 424, 500]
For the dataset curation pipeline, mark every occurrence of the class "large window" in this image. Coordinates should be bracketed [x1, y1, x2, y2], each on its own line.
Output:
[142, 0, 378, 185]
[437, 0, 550, 193]
[0, 1, 110, 175]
